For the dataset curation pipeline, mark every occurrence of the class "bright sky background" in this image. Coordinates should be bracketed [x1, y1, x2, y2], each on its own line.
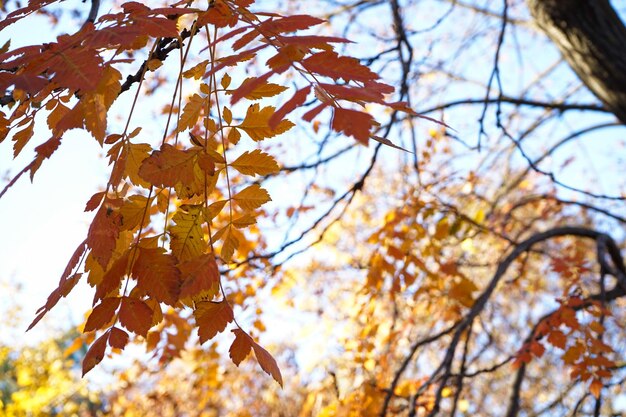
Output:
[1, 3, 625, 410]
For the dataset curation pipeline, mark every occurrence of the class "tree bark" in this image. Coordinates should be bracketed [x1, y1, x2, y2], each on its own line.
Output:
[527, 0, 626, 124]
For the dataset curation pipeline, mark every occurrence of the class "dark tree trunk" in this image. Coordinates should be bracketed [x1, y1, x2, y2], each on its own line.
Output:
[527, 0, 626, 124]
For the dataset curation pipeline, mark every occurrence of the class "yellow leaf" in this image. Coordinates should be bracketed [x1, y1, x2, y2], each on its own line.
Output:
[233, 184, 271, 211]
[238, 103, 294, 141]
[170, 204, 206, 262]
[183, 60, 208, 79]
[232, 213, 256, 228]
[221, 226, 239, 262]
[177, 94, 205, 132]
[231, 149, 280, 176]
[119, 195, 152, 231]
[123, 142, 152, 188]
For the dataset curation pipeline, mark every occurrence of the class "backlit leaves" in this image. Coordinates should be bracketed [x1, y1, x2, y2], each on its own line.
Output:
[194, 301, 234, 343]
[132, 247, 181, 306]
[138, 144, 199, 188]
[170, 205, 206, 262]
[177, 94, 205, 132]
[233, 184, 271, 211]
[238, 104, 294, 141]
[118, 297, 154, 337]
[179, 253, 220, 303]
[229, 329, 283, 387]
[231, 149, 279, 176]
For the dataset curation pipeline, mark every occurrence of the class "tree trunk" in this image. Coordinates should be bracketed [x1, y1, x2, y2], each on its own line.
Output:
[527, 0, 626, 124]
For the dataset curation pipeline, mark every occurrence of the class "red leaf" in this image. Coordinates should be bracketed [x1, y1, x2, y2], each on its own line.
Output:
[303, 51, 378, 82]
[94, 251, 129, 302]
[84, 297, 121, 332]
[132, 247, 181, 306]
[229, 329, 253, 366]
[302, 103, 328, 122]
[108, 327, 129, 350]
[332, 108, 374, 144]
[118, 297, 154, 337]
[82, 332, 108, 376]
[269, 85, 311, 129]
[178, 254, 220, 302]
[87, 199, 122, 268]
[194, 301, 234, 343]
[85, 191, 106, 212]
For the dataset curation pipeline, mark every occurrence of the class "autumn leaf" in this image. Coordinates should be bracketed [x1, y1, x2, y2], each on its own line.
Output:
[228, 329, 282, 386]
[179, 253, 220, 303]
[268, 85, 311, 129]
[87, 200, 122, 268]
[177, 94, 205, 132]
[138, 144, 199, 188]
[229, 328, 253, 366]
[123, 142, 152, 188]
[82, 332, 108, 376]
[228, 77, 288, 100]
[547, 330, 567, 349]
[589, 379, 603, 399]
[132, 247, 181, 306]
[251, 338, 283, 387]
[119, 195, 152, 231]
[170, 204, 206, 262]
[194, 301, 234, 343]
[220, 226, 240, 263]
[84, 297, 121, 332]
[108, 327, 130, 350]
[93, 250, 129, 301]
[302, 51, 378, 82]
[238, 103, 294, 141]
[231, 149, 280, 176]
[233, 184, 271, 211]
[118, 297, 154, 337]
[331, 108, 374, 144]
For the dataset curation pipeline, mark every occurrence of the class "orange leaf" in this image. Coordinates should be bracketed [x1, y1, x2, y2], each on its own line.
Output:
[229, 328, 253, 366]
[547, 330, 567, 349]
[87, 199, 122, 268]
[233, 184, 271, 211]
[252, 339, 283, 387]
[238, 103, 294, 141]
[231, 149, 280, 177]
[589, 379, 603, 399]
[94, 250, 129, 301]
[119, 195, 152, 231]
[138, 144, 199, 188]
[177, 94, 204, 132]
[82, 332, 108, 376]
[194, 301, 234, 343]
[179, 253, 220, 303]
[132, 247, 181, 306]
[529, 341, 545, 358]
[84, 297, 121, 332]
[119, 297, 154, 337]
[228, 77, 288, 100]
